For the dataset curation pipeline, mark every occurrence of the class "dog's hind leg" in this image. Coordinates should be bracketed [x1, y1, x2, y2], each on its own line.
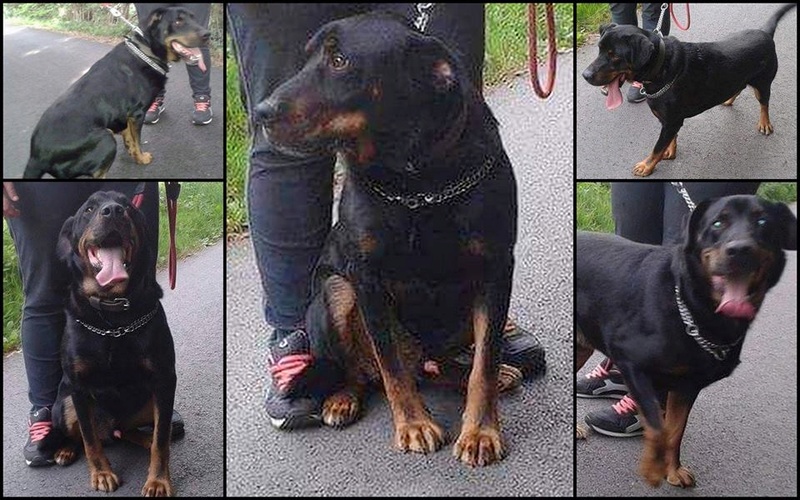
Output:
[751, 84, 774, 135]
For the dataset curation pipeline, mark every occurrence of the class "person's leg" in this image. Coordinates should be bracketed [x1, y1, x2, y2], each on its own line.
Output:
[228, 3, 371, 429]
[611, 182, 665, 244]
[609, 3, 639, 26]
[178, 4, 213, 124]
[662, 182, 761, 244]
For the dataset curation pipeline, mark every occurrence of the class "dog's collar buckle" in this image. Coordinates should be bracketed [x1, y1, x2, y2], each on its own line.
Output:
[89, 296, 130, 312]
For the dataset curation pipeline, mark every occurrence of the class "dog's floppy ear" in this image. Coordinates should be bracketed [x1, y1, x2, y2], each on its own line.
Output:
[632, 33, 655, 69]
[599, 23, 617, 36]
[57, 216, 76, 262]
[407, 33, 461, 93]
[772, 202, 797, 250]
[683, 198, 715, 252]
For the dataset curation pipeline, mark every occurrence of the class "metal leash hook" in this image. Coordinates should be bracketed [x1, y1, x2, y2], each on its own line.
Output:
[528, 3, 557, 99]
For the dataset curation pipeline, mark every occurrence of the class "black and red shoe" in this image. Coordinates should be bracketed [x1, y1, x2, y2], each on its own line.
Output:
[24, 406, 55, 467]
[265, 329, 321, 430]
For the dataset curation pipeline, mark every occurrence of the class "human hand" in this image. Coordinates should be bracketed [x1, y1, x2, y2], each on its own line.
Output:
[3, 182, 20, 218]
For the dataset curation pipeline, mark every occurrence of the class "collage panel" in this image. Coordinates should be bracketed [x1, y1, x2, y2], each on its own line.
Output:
[225, 3, 575, 497]
[2, 181, 225, 496]
[3, 3, 224, 179]
[575, 3, 796, 496]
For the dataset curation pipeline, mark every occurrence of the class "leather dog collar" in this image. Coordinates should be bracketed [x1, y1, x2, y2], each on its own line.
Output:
[640, 36, 666, 83]
[89, 296, 131, 312]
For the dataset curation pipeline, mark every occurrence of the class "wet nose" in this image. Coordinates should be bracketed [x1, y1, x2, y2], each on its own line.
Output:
[100, 202, 125, 218]
[256, 98, 288, 126]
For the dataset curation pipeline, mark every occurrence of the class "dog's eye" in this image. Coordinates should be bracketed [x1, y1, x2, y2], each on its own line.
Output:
[712, 219, 724, 229]
[330, 52, 348, 70]
[756, 217, 767, 226]
[85, 206, 94, 214]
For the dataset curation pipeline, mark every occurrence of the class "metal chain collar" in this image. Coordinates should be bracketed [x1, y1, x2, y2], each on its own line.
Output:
[674, 284, 743, 361]
[75, 305, 159, 338]
[413, 3, 435, 32]
[670, 181, 696, 211]
[362, 157, 493, 210]
[642, 74, 677, 99]
[124, 38, 167, 76]
[653, 2, 669, 36]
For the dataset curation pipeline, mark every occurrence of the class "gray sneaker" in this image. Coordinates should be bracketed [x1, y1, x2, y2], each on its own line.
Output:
[145, 96, 166, 124]
[24, 407, 55, 467]
[265, 329, 321, 430]
[192, 95, 212, 125]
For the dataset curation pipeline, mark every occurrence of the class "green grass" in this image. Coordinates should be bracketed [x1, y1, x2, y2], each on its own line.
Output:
[577, 182, 798, 233]
[226, 4, 574, 236]
[2, 182, 223, 354]
[576, 3, 611, 47]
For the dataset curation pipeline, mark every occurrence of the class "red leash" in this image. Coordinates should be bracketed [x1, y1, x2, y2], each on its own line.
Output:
[132, 182, 179, 290]
[670, 3, 691, 31]
[528, 3, 557, 99]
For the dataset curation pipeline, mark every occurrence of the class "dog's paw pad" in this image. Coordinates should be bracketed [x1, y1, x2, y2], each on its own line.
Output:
[322, 391, 360, 428]
[453, 425, 505, 466]
[394, 419, 445, 454]
[667, 465, 696, 488]
[141, 477, 173, 497]
[90, 470, 120, 492]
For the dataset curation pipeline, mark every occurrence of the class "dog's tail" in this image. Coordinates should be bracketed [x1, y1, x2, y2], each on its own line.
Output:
[762, 4, 796, 37]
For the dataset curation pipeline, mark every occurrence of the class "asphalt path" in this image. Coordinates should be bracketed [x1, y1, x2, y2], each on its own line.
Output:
[576, 3, 797, 179]
[226, 53, 575, 496]
[2, 242, 224, 497]
[2, 21, 223, 179]
[576, 205, 798, 497]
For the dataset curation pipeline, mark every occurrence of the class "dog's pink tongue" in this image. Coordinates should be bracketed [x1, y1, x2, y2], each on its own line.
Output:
[95, 247, 128, 288]
[606, 76, 624, 110]
[714, 278, 756, 321]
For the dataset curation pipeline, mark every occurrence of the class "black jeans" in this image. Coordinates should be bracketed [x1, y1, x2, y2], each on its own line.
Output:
[227, 3, 485, 335]
[611, 182, 761, 245]
[610, 3, 671, 35]
[134, 3, 212, 98]
[6, 182, 159, 410]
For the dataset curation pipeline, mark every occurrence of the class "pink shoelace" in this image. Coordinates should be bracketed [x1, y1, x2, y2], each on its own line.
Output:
[29, 420, 52, 443]
[611, 395, 638, 415]
[194, 100, 210, 112]
[148, 100, 163, 112]
[584, 362, 610, 379]
[269, 354, 312, 391]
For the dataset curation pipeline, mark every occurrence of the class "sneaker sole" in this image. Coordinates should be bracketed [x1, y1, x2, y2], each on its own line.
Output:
[192, 117, 213, 125]
[269, 413, 321, 431]
[587, 424, 644, 438]
[25, 456, 55, 467]
[576, 392, 626, 400]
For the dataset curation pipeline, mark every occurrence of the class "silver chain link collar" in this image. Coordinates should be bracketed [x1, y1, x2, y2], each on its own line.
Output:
[75, 305, 159, 338]
[642, 73, 677, 100]
[670, 181, 696, 211]
[413, 3, 435, 32]
[124, 38, 167, 76]
[361, 157, 494, 210]
[674, 284, 743, 361]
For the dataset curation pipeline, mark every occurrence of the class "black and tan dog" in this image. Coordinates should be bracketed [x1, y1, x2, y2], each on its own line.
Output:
[41, 191, 177, 496]
[582, 4, 796, 176]
[258, 12, 519, 466]
[576, 195, 797, 487]
[23, 7, 209, 179]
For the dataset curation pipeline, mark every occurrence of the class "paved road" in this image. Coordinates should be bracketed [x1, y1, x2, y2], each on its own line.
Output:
[576, 3, 797, 179]
[2, 21, 223, 179]
[2, 243, 224, 497]
[576, 205, 798, 497]
[226, 53, 575, 496]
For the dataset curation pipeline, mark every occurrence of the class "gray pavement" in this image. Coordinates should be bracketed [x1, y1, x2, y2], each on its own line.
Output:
[226, 53, 575, 496]
[2, 242, 224, 497]
[2, 21, 223, 179]
[576, 3, 797, 179]
[576, 205, 798, 497]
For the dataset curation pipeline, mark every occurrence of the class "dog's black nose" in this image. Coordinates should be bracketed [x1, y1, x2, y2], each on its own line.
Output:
[581, 68, 594, 83]
[201, 30, 210, 42]
[100, 202, 125, 218]
[255, 98, 288, 126]
[725, 240, 755, 257]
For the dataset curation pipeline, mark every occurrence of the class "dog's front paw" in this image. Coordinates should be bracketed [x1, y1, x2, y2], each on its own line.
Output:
[757, 119, 774, 135]
[54, 445, 78, 466]
[394, 418, 445, 454]
[453, 424, 505, 467]
[90, 469, 120, 492]
[666, 465, 696, 488]
[322, 391, 360, 428]
[139, 152, 153, 164]
[633, 160, 655, 177]
[142, 476, 173, 497]
[576, 424, 589, 440]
